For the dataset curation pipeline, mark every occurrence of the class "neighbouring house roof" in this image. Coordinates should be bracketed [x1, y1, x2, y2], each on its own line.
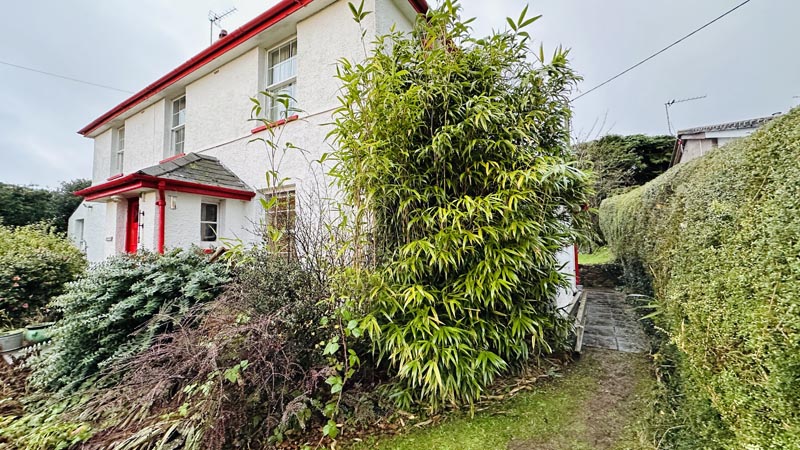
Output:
[75, 153, 255, 201]
[78, 0, 429, 137]
[677, 115, 780, 136]
[670, 114, 781, 167]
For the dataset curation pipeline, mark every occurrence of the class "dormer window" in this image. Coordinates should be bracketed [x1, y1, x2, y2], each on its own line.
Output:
[171, 96, 186, 155]
[266, 40, 297, 121]
[114, 126, 125, 174]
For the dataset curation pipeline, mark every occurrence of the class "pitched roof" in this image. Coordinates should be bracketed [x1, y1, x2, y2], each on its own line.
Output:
[138, 153, 249, 191]
[78, 0, 429, 137]
[677, 115, 780, 136]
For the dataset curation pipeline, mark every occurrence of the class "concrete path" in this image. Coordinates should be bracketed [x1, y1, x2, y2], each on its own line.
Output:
[582, 289, 649, 353]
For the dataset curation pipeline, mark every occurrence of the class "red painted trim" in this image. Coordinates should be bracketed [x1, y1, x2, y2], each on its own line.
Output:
[157, 182, 167, 254]
[159, 153, 186, 164]
[574, 244, 580, 286]
[75, 173, 256, 202]
[107, 173, 124, 181]
[409, 0, 429, 13]
[78, 0, 428, 137]
[250, 114, 299, 134]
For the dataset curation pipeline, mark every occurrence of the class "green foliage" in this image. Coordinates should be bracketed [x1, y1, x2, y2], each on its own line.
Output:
[66, 250, 332, 450]
[29, 249, 229, 394]
[330, 1, 591, 411]
[575, 134, 674, 248]
[599, 108, 800, 448]
[0, 223, 85, 326]
[0, 410, 92, 450]
[0, 179, 90, 232]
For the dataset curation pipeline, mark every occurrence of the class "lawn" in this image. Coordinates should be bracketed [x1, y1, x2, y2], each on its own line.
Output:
[345, 349, 654, 450]
[579, 246, 614, 265]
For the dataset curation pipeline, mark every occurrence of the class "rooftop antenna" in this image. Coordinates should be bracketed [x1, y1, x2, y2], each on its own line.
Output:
[664, 95, 706, 135]
[209, 7, 237, 45]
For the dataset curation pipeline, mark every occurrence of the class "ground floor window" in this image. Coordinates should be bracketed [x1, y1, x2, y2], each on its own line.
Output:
[200, 202, 219, 241]
[261, 188, 296, 256]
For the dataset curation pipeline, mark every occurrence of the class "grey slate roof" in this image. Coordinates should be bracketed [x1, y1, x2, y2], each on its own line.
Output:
[138, 153, 251, 191]
[677, 114, 780, 136]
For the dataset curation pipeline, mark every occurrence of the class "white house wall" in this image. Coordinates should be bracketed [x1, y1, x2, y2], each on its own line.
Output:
[67, 201, 107, 262]
[91, 129, 113, 184]
[376, 0, 416, 35]
[184, 49, 260, 153]
[123, 99, 167, 170]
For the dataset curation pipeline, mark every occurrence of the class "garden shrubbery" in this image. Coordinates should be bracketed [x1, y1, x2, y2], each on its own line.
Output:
[331, 1, 591, 410]
[0, 223, 85, 326]
[29, 249, 229, 394]
[599, 108, 800, 448]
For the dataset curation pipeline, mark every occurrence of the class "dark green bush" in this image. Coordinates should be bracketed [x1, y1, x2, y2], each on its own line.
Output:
[0, 223, 85, 326]
[65, 251, 332, 450]
[331, 2, 591, 410]
[29, 249, 229, 394]
[599, 108, 800, 448]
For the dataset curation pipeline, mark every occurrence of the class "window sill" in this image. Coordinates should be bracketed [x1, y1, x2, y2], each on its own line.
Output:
[250, 115, 299, 134]
[107, 173, 124, 181]
[160, 153, 186, 164]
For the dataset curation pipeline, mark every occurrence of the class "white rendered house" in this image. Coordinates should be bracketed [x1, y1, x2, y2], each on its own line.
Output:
[68, 0, 580, 310]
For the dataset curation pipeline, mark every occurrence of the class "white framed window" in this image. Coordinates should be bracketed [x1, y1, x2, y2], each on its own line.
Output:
[171, 96, 186, 155]
[261, 187, 296, 256]
[114, 126, 125, 174]
[200, 202, 219, 242]
[265, 39, 297, 121]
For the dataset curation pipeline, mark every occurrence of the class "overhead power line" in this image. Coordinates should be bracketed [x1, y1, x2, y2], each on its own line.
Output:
[0, 59, 134, 94]
[571, 0, 753, 102]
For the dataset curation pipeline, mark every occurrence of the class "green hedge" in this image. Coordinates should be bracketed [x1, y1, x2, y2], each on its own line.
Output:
[0, 223, 86, 326]
[599, 108, 800, 448]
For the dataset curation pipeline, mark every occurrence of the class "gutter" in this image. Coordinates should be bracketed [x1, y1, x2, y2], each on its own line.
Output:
[78, 0, 429, 137]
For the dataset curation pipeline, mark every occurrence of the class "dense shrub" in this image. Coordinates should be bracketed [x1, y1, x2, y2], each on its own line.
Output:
[331, 2, 591, 410]
[57, 252, 329, 450]
[599, 108, 800, 448]
[0, 223, 85, 325]
[29, 249, 229, 394]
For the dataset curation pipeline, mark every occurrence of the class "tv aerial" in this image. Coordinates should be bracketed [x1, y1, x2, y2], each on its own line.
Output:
[664, 95, 706, 135]
[209, 7, 237, 45]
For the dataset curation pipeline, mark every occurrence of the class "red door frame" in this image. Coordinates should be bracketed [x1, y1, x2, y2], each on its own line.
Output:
[125, 198, 140, 254]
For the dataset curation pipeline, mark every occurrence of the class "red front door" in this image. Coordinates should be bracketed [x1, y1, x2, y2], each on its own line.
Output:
[125, 199, 140, 254]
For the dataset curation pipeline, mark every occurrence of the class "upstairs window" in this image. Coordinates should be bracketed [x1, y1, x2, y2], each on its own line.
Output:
[266, 40, 297, 121]
[171, 96, 186, 155]
[200, 202, 219, 242]
[114, 126, 125, 174]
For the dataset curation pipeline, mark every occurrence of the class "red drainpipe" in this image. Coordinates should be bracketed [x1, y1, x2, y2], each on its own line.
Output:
[156, 182, 166, 254]
[573, 244, 580, 286]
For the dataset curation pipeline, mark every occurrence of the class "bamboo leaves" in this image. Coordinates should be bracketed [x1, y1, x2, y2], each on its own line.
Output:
[330, 1, 590, 411]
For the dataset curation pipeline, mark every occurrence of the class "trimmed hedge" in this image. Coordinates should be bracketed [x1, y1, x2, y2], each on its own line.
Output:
[600, 108, 800, 448]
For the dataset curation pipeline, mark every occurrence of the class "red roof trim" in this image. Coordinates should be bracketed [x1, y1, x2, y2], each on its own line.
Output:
[250, 114, 299, 134]
[78, 0, 429, 137]
[75, 174, 256, 202]
[159, 153, 186, 164]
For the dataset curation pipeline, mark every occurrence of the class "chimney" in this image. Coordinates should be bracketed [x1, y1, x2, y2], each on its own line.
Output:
[218, 29, 228, 39]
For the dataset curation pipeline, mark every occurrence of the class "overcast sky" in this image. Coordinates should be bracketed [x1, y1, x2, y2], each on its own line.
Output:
[1, 0, 797, 187]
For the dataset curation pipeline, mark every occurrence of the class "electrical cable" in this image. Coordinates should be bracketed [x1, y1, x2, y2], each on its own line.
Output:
[0, 59, 133, 94]
[571, 0, 752, 102]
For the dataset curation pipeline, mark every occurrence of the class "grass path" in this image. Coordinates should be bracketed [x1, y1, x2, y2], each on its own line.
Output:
[346, 348, 654, 450]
